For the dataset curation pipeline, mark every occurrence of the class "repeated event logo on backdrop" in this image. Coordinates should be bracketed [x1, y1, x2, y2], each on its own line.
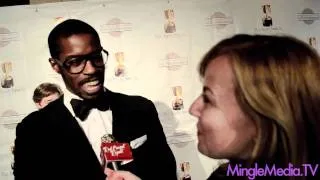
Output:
[159, 52, 187, 71]
[101, 18, 133, 37]
[0, 27, 19, 48]
[297, 8, 320, 25]
[205, 12, 233, 29]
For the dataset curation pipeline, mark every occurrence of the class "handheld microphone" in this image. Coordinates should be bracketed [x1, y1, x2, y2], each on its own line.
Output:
[101, 134, 133, 171]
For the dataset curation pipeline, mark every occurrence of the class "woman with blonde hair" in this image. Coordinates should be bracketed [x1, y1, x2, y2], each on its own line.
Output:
[189, 34, 320, 179]
[105, 34, 320, 179]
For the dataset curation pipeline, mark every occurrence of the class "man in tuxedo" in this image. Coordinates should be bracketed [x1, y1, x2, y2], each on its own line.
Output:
[13, 19, 177, 180]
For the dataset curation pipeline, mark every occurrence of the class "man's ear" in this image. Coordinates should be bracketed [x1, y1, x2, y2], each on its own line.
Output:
[49, 58, 61, 74]
[35, 102, 42, 109]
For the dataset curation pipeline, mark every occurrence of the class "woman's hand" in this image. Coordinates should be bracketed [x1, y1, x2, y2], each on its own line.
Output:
[105, 168, 141, 180]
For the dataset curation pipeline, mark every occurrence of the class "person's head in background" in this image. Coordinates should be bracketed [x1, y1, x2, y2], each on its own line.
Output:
[33, 82, 63, 109]
[189, 34, 320, 169]
[48, 19, 108, 100]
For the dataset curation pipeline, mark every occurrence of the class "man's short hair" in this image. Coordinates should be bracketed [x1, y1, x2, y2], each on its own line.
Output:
[48, 19, 101, 59]
[32, 83, 63, 103]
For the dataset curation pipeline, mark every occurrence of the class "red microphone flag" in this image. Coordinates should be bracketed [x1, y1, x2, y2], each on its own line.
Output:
[101, 142, 133, 161]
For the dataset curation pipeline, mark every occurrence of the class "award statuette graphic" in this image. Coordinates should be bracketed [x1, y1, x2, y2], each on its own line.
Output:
[100, 134, 133, 171]
[164, 9, 176, 33]
[1, 62, 14, 88]
[172, 86, 184, 110]
[262, 4, 273, 27]
[114, 52, 126, 77]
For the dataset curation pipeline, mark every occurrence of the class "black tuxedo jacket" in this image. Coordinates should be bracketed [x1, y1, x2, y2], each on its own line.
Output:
[14, 90, 177, 180]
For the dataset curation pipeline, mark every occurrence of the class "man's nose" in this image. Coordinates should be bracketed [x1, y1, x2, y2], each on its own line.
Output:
[83, 60, 97, 74]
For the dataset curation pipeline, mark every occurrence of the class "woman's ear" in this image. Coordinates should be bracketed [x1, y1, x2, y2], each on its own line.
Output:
[49, 58, 61, 74]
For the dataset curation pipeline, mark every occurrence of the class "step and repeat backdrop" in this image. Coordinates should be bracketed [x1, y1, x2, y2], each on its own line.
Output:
[0, 0, 320, 179]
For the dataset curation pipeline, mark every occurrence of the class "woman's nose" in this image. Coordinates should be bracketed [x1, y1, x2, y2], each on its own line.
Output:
[189, 96, 202, 118]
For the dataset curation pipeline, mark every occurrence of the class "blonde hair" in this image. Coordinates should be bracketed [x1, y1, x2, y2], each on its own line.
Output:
[199, 34, 320, 175]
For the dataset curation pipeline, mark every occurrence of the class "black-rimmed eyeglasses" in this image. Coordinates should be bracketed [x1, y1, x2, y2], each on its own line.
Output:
[53, 48, 109, 74]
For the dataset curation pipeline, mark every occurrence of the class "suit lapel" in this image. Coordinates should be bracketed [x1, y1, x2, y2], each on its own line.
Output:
[107, 89, 146, 144]
[51, 98, 103, 171]
[107, 90, 132, 142]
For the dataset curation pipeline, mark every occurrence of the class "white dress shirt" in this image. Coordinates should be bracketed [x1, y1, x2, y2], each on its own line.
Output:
[63, 88, 113, 164]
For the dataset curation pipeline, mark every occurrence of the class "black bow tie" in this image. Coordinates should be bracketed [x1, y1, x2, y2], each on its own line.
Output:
[70, 92, 110, 121]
